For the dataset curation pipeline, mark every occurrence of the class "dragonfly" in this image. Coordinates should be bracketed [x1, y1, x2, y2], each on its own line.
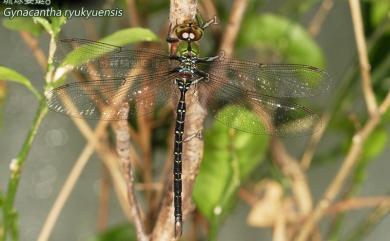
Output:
[46, 17, 331, 237]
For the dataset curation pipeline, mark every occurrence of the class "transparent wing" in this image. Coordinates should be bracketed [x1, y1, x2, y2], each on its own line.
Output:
[200, 57, 332, 98]
[46, 71, 179, 120]
[200, 72, 321, 136]
[55, 38, 173, 78]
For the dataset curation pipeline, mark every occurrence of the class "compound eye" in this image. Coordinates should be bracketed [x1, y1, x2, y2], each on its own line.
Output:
[189, 33, 195, 39]
[182, 32, 189, 39]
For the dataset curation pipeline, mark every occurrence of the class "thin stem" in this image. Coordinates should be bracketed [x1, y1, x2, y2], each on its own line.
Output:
[97, 164, 111, 232]
[127, 0, 141, 27]
[348, 0, 378, 115]
[307, 0, 334, 37]
[2, 99, 48, 241]
[271, 139, 313, 215]
[200, 0, 218, 19]
[97, 142, 134, 221]
[300, 113, 330, 170]
[294, 90, 390, 241]
[19, 32, 47, 70]
[113, 103, 148, 241]
[273, 212, 287, 241]
[137, 115, 154, 219]
[218, 0, 248, 56]
[327, 196, 390, 214]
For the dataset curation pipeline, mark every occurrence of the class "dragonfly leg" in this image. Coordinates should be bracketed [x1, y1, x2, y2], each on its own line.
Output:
[201, 15, 218, 29]
[169, 55, 181, 61]
[191, 76, 205, 85]
[183, 130, 203, 142]
[196, 55, 220, 63]
[194, 69, 210, 83]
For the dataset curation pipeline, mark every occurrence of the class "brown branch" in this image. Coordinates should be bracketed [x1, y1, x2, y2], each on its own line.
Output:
[19, 31, 47, 70]
[307, 0, 334, 37]
[380, 90, 390, 113]
[97, 164, 111, 231]
[135, 182, 163, 191]
[327, 196, 390, 214]
[127, 0, 141, 27]
[113, 103, 148, 241]
[349, 0, 378, 116]
[294, 90, 390, 241]
[271, 139, 313, 215]
[98, 142, 134, 221]
[137, 113, 154, 216]
[273, 212, 287, 241]
[300, 113, 330, 170]
[199, 0, 217, 19]
[218, 0, 248, 56]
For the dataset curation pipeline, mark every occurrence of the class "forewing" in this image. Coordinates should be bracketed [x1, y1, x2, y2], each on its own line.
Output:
[200, 73, 321, 136]
[46, 71, 178, 120]
[55, 38, 172, 78]
[203, 57, 332, 98]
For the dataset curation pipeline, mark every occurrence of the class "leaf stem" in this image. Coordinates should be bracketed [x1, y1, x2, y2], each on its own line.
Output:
[349, 0, 378, 115]
[2, 99, 48, 241]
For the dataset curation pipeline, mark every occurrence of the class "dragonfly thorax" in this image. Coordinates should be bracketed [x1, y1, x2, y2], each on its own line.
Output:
[177, 56, 196, 74]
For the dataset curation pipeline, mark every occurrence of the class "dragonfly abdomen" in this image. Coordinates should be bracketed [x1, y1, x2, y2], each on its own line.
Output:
[173, 78, 191, 236]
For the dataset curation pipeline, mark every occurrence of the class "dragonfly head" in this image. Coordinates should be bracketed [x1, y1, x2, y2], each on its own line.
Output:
[174, 20, 204, 42]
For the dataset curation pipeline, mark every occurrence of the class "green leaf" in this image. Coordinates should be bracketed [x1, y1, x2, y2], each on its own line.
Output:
[0, 80, 6, 126]
[361, 127, 388, 161]
[238, 14, 325, 67]
[0, 66, 40, 100]
[384, 108, 390, 122]
[31, 16, 66, 36]
[3, 17, 43, 37]
[352, 127, 388, 185]
[99, 28, 159, 46]
[33, 17, 53, 35]
[0, 188, 4, 207]
[49, 16, 67, 36]
[55, 28, 159, 81]
[87, 224, 136, 241]
[193, 105, 269, 239]
[371, 0, 390, 26]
